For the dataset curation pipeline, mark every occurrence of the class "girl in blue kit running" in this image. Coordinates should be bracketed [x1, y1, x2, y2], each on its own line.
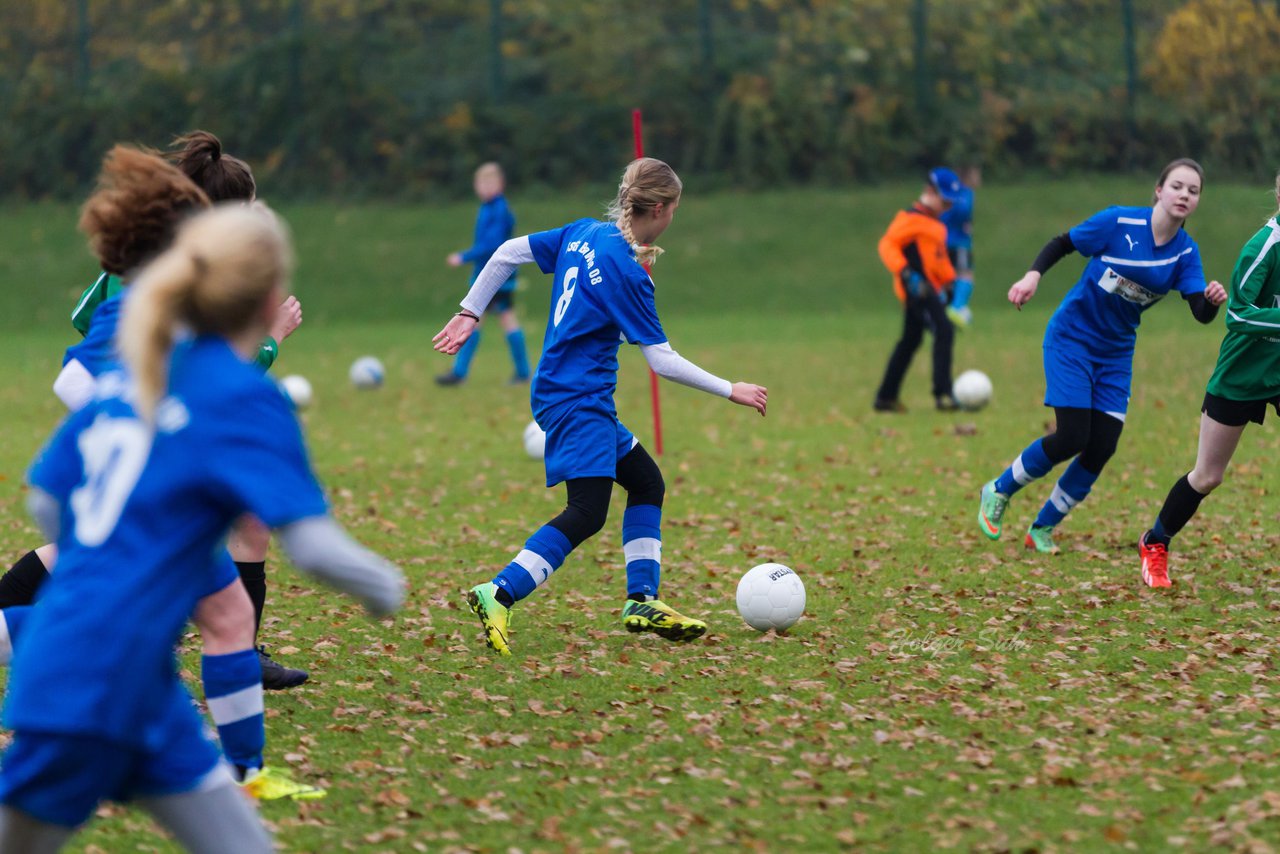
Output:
[0, 206, 404, 853]
[976, 158, 1227, 554]
[433, 157, 768, 656]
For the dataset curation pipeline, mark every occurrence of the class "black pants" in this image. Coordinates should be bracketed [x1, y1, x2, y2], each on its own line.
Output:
[876, 291, 954, 401]
[547, 444, 666, 548]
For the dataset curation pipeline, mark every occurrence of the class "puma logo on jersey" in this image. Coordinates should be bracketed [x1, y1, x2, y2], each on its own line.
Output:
[1124, 234, 1138, 252]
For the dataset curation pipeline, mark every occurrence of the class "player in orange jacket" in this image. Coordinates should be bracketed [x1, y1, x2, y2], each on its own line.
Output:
[873, 168, 964, 412]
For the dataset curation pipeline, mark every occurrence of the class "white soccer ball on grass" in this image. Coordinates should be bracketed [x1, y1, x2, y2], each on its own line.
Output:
[736, 563, 806, 632]
[349, 356, 385, 389]
[280, 374, 313, 410]
[952, 369, 993, 411]
[523, 420, 546, 460]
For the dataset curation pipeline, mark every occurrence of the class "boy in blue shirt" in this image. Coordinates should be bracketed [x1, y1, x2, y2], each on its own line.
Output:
[940, 165, 979, 328]
[438, 162, 532, 385]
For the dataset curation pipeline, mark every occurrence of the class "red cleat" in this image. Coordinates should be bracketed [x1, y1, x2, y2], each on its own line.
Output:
[1139, 534, 1172, 588]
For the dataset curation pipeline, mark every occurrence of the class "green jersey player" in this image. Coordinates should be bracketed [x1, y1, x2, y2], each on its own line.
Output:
[1138, 170, 1280, 587]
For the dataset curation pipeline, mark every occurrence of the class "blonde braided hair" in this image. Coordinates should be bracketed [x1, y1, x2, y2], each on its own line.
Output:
[606, 158, 682, 267]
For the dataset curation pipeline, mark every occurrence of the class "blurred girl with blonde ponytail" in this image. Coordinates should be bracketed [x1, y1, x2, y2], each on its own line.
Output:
[0, 206, 404, 853]
[0, 146, 315, 800]
[433, 157, 768, 656]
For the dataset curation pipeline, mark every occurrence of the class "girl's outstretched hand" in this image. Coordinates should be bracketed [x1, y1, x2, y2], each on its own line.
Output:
[432, 314, 479, 355]
[730, 382, 768, 416]
[1008, 272, 1040, 310]
[271, 295, 303, 342]
[1205, 280, 1227, 306]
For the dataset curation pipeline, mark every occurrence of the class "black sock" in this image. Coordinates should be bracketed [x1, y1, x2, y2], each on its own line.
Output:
[627, 593, 648, 603]
[0, 550, 52, 608]
[1151, 474, 1208, 546]
[494, 588, 515, 608]
[235, 561, 267, 639]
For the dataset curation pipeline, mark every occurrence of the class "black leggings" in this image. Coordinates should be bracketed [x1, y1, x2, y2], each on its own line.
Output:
[1041, 406, 1124, 473]
[546, 444, 665, 549]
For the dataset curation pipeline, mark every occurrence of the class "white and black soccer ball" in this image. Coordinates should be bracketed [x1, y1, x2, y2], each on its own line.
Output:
[522, 420, 546, 460]
[952, 369, 993, 411]
[736, 563, 806, 632]
[349, 356, 385, 389]
[280, 374, 313, 410]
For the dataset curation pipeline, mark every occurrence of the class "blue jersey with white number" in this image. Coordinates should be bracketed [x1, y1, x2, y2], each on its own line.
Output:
[1046, 206, 1206, 361]
[7, 336, 328, 748]
[526, 219, 667, 419]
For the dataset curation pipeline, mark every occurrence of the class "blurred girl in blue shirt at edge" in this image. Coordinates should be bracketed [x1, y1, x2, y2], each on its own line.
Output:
[0, 205, 404, 853]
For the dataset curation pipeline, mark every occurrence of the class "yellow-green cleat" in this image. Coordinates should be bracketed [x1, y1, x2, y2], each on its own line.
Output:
[467, 583, 513, 656]
[240, 766, 326, 801]
[622, 599, 707, 642]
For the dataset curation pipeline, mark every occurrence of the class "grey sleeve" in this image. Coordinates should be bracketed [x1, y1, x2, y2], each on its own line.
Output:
[26, 488, 60, 544]
[277, 516, 406, 617]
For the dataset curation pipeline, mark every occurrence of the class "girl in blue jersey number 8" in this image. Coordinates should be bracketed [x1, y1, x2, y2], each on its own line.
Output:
[433, 157, 768, 655]
[977, 159, 1227, 554]
[0, 206, 404, 853]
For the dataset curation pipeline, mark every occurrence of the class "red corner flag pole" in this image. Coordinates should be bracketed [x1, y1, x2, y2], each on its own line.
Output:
[633, 108, 664, 456]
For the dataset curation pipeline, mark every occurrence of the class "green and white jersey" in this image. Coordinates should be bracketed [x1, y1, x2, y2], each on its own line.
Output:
[71, 272, 124, 337]
[1206, 217, 1280, 401]
[70, 271, 279, 370]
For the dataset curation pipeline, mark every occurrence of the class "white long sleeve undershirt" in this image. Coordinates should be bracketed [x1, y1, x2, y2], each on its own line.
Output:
[460, 236, 534, 317]
[640, 342, 732, 398]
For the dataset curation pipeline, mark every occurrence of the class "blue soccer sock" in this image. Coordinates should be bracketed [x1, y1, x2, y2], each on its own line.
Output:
[493, 525, 573, 604]
[453, 329, 482, 379]
[202, 649, 265, 773]
[993, 438, 1054, 497]
[951, 276, 973, 311]
[1034, 458, 1100, 528]
[0, 606, 33, 665]
[622, 504, 662, 600]
[506, 329, 530, 379]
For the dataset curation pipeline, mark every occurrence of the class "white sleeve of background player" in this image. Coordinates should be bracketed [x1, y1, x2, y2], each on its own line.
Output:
[460, 236, 535, 317]
[52, 359, 95, 412]
[640, 342, 733, 398]
[278, 515, 406, 617]
[26, 488, 61, 544]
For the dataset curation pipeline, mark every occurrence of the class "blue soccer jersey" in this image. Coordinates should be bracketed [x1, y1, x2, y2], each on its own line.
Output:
[463, 195, 518, 293]
[1047, 205, 1206, 360]
[527, 219, 667, 419]
[6, 336, 328, 749]
[940, 185, 974, 250]
[62, 292, 124, 376]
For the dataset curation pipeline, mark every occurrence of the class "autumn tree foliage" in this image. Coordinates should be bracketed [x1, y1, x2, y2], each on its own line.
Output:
[0, 0, 1274, 198]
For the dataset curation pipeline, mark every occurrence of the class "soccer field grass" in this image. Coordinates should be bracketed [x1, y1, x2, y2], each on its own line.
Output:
[1, 180, 1279, 851]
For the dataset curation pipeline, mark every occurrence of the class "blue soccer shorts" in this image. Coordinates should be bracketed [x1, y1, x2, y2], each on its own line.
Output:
[540, 399, 639, 487]
[1042, 344, 1131, 420]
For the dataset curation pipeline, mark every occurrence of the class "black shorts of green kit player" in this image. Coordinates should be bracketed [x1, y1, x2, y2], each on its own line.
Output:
[1202, 390, 1280, 427]
[485, 290, 515, 314]
[947, 246, 973, 274]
